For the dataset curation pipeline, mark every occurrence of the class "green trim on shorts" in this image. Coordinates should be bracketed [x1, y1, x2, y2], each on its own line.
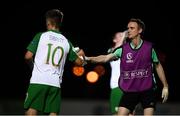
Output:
[24, 84, 61, 114]
[110, 87, 123, 114]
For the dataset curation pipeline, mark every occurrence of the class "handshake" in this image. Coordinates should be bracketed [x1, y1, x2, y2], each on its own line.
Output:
[73, 30, 128, 66]
[74, 47, 89, 66]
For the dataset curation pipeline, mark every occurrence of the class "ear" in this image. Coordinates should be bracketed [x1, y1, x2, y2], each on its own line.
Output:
[46, 20, 53, 29]
[138, 28, 142, 34]
[46, 20, 51, 26]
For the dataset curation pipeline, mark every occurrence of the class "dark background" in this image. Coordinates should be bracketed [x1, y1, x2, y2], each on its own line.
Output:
[1, 1, 178, 103]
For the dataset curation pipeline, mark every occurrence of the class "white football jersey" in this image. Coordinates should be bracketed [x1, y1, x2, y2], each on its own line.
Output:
[30, 31, 70, 88]
[110, 58, 120, 89]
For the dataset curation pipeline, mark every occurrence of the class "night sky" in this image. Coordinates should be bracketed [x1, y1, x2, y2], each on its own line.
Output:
[1, 1, 178, 102]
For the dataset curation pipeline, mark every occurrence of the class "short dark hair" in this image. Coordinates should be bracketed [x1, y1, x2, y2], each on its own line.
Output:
[129, 18, 145, 34]
[45, 9, 63, 27]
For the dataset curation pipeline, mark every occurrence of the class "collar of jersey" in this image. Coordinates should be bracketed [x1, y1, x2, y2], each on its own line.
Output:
[48, 29, 61, 34]
[130, 38, 143, 49]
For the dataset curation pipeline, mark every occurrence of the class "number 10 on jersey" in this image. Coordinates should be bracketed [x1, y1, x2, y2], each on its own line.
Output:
[46, 43, 64, 67]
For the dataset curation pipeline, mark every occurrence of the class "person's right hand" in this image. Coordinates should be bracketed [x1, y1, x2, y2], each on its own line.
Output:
[77, 49, 85, 56]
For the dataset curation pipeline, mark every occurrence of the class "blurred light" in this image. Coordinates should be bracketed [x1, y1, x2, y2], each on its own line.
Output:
[94, 65, 105, 77]
[86, 71, 99, 83]
[72, 66, 85, 77]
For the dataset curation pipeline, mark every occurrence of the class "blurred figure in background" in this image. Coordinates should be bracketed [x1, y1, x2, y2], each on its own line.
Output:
[107, 31, 127, 114]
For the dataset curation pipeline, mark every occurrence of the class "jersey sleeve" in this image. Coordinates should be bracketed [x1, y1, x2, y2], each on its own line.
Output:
[152, 48, 159, 64]
[27, 32, 42, 54]
[112, 47, 122, 58]
[67, 40, 79, 62]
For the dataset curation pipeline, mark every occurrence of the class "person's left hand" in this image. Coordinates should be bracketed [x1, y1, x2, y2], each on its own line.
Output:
[162, 86, 169, 103]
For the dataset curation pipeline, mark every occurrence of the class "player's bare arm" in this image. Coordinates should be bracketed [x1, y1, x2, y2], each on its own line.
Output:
[25, 51, 34, 61]
[86, 53, 116, 63]
[155, 62, 169, 103]
[24, 51, 34, 70]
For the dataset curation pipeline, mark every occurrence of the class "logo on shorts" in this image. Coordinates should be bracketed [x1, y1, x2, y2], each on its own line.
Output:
[126, 52, 133, 63]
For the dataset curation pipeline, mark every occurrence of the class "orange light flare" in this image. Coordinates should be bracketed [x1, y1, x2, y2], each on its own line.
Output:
[72, 66, 85, 77]
[86, 71, 99, 83]
[93, 65, 105, 77]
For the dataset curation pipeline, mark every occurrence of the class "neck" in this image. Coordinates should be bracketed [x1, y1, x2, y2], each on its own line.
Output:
[132, 35, 141, 48]
[52, 27, 60, 31]
[114, 42, 122, 48]
[48, 26, 60, 31]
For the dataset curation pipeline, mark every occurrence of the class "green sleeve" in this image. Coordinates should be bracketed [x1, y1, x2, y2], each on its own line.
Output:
[67, 41, 78, 62]
[27, 32, 42, 54]
[152, 48, 159, 63]
[113, 48, 122, 58]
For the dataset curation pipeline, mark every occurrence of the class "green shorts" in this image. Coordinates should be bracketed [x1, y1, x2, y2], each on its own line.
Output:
[110, 87, 123, 114]
[24, 84, 61, 114]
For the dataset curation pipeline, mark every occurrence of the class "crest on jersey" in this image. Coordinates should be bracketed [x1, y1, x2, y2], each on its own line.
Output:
[126, 52, 133, 63]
